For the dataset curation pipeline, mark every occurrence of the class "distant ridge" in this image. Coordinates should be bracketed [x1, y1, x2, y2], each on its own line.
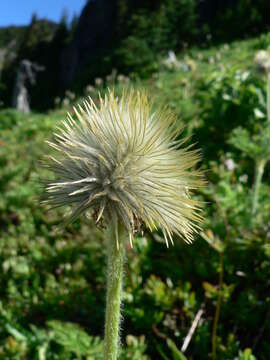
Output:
[0, 19, 58, 48]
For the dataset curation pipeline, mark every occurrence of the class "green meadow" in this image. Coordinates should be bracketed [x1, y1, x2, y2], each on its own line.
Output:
[1, 31, 270, 359]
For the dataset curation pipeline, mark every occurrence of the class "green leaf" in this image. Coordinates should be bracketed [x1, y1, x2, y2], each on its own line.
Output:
[254, 108, 265, 119]
[202, 282, 218, 298]
[201, 230, 225, 253]
[5, 324, 27, 342]
[238, 348, 257, 360]
[166, 338, 187, 360]
[47, 320, 103, 357]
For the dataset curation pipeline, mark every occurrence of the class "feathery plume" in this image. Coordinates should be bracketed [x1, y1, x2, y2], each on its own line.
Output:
[44, 89, 203, 246]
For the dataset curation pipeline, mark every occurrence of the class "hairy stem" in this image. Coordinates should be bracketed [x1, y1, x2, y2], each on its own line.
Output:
[104, 222, 125, 360]
[212, 252, 224, 360]
[252, 159, 265, 216]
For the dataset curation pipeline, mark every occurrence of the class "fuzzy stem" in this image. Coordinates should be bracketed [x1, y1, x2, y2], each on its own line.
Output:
[104, 222, 125, 360]
[252, 159, 265, 215]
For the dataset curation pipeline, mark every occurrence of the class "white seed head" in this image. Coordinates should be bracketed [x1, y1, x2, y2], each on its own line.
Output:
[254, 50, 270, 75]
[44, 89, 204, 246]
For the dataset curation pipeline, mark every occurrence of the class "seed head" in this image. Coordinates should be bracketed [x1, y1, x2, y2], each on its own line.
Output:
[44, 89, 203, 246]
[254, 50, 270, 76]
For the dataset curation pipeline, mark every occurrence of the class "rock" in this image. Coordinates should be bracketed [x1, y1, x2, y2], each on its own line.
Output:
[12, 60, 44, 113]
[60, 0, 117, 86]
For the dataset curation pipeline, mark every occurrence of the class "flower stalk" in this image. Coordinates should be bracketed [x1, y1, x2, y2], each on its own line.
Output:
[211, 252, 224, 360]
[104, 221, 125, 360]
[251, 52, 270, 215]
[252, 159, 265, 215]
[267, 74, 270, 123]
[43, 89, 204, 358]
[252, 73, 268, 215]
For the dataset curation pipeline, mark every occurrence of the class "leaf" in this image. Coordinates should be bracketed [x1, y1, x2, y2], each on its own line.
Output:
[201, 230, 225, 253]
[166, 338, 187, 360]
[47, 320, 103, 357]
[238, 348, 257, 360]
[5, 324, 27, 341]
[254, 108, 265, 119]
[156, 343, 170, 360]
[254, 87, 266, 108]
[202, 282, 218, 298]
[222, 93, 231, 101]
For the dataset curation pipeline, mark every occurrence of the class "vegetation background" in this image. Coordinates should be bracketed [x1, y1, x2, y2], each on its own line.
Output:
[0, 0, 270, 359]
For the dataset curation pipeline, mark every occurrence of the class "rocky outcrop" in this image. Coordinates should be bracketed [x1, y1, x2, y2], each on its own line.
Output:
[61, 0, 117, 86]
[12, 60, 44, 113]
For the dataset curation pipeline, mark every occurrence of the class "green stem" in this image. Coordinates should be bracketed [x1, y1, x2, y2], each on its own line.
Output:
[252, 159, 265, 216]
[267, 74, 270, 123]
[104, 222, 125, 360]
[211, 252, 224, 360]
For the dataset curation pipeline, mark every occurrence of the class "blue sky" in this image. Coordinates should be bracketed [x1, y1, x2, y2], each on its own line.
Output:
[0, 0, 86, 27]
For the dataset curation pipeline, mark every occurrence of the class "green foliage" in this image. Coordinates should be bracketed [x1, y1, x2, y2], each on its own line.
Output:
[46, 320, 103, 358]
[166, 338, 187, 360]
[0, 26, 26, 48]
[113, 0, 270, 77]
[211, 0, 270, 42]
[2, 1, 270, 108]
[229, 125, 270, 162]
[237, 348, 257, 360]
[114, 36, 157, 77]
[195, 68, 266, 159]
[0, 304, 147, 359]
[114, 0, 197, 76]
[0, 18, 68, 110]
[1, 32, 270, 359]
[17, 16, 56, 60]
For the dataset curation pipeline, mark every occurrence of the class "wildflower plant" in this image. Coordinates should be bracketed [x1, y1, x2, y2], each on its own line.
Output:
[43, 89, 203, 359]
[229, 50, 270, 215]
